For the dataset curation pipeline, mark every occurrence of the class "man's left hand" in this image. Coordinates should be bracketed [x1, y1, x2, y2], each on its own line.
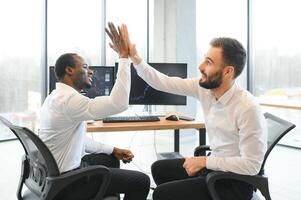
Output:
[183, 156, 207, 176]
[105, 22, 129, 58]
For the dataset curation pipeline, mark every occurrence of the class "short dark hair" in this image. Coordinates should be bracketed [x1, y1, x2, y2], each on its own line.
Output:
[54, 53, 78, 80]
[210, 37, 246, 78]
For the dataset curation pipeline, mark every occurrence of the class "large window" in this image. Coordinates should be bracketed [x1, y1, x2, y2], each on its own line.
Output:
[106, 0, 148, 65]
[48, 0, 103, 66]
[251, 0, 301, 96]
[251, 0, 301, 147]
[0, 0, 44, 140]
[196, 0, 248, 88]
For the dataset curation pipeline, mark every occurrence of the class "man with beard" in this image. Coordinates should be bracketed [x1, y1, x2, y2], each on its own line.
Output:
[109, 23, 267, 200]
[39, 23, 150, 199]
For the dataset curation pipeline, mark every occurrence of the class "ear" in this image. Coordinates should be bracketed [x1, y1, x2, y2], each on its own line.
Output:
[65, 66, 74, 76]
[224, 65, 235, 78]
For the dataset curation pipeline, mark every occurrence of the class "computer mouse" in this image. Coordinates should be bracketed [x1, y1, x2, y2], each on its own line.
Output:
[166, 115, 179, 121]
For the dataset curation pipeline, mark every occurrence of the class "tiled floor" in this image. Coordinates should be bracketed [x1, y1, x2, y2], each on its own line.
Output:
[1, 130, 301, 200]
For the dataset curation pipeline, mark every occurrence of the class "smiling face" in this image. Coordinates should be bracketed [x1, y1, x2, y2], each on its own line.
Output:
[198, 47, 225, 89]
[70, 55, 93, 91]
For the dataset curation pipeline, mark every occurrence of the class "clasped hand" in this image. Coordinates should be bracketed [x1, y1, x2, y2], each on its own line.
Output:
[183, 156, 207, 176]
[113, 147, 134, 163]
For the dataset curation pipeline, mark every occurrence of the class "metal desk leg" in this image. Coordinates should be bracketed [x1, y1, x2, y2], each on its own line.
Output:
[174, 129, 179, 152]
[174, 129, 205, 153]
[199, 128, 206, 146]
[197, 128, 206, 156]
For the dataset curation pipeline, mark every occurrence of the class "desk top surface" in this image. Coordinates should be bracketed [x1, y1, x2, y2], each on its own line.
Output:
[87, 117, 205, 132]
[258, 97, 301, 110]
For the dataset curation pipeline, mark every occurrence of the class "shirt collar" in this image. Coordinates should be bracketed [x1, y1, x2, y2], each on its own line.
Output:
[55, 82, 78, 93]
[213, 82, 238, 105]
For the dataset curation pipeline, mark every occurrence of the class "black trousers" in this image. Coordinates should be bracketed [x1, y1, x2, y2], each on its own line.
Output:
[55, 153, 150, 200]
[151, 158, 254, 200]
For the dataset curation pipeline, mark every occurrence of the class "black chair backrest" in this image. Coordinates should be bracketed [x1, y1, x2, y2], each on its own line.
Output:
[259, 113, 296, 174]
[0, 116, 60, 194]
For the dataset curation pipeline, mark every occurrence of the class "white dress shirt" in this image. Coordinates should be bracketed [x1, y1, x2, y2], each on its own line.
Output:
[134, 60, 267, 175]
[39, 58, 131, 173]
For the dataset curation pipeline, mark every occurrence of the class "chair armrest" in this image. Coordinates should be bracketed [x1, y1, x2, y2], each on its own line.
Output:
[206, 171, 269, 200]
[194, 145, 211, 156]
[45, 165, 111, 200]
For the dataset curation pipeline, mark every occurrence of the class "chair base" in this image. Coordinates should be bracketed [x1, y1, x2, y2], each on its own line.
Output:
[23, 189, 119, 200]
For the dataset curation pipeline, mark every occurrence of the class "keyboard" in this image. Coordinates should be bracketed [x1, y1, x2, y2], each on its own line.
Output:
[102, 116, 160, 123]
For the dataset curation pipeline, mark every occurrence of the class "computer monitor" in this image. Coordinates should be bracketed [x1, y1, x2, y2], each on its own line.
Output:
[49, 66, 115, 98]
[115, 62, 187, 105]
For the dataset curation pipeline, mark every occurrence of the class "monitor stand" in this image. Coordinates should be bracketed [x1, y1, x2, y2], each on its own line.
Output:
[144, 105, 156, 115]
[143, 105, 165, 116]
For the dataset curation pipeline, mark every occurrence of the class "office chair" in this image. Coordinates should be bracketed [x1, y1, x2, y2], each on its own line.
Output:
[0, 116, 118, 200]
[194, 112, 296, 200]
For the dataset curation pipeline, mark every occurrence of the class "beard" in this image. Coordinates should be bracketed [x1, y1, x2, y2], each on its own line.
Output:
[74, 71, 92, 90]
[199, 70, 223, 89]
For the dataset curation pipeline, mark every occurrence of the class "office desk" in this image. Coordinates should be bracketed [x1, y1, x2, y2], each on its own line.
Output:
[87, 117, 206, 153]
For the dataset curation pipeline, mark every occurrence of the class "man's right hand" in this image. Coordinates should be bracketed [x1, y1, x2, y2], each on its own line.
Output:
[105, 22, 129, 58]
[112, 147, 134, 163]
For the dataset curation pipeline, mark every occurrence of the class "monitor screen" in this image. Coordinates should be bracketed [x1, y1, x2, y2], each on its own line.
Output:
[115, 62, 187, 105]
[49, 66, 115, 98]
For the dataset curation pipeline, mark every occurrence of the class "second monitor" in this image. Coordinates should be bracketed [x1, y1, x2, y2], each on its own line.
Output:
[49, 66, 115, 98]
[115, 62, 187, 105]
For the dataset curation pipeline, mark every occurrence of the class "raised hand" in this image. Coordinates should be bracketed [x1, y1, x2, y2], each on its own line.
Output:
[105, 22, 129, 58]
[121, 26, 142, 65]
[128, 42, 142, 65]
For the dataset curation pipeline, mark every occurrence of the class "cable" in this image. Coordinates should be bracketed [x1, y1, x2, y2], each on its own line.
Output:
[153, 130, 158, 155]
[127, 131, 137, 149]
[90, 132, 94, 140]
[121, 107, 160, 176]
[128, 129, 158, 176]
[123, 128, 158, 176]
